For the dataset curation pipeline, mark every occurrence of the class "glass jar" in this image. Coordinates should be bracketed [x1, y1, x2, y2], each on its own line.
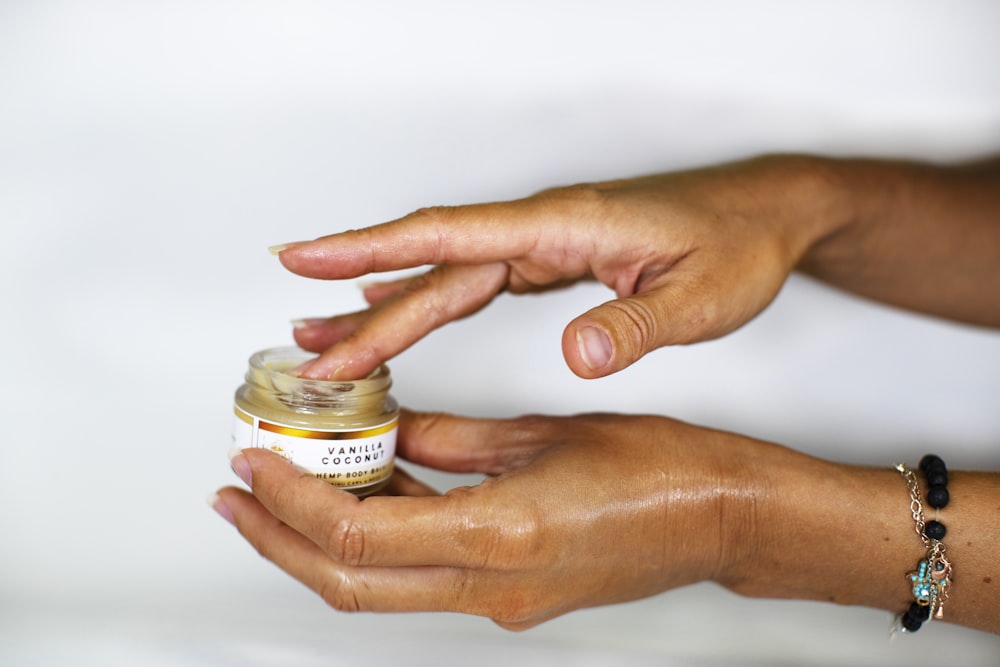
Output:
[232, 346, 398, 496]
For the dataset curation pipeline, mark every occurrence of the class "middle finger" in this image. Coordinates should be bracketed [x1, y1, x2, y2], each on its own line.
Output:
[297, 262, 509, 380]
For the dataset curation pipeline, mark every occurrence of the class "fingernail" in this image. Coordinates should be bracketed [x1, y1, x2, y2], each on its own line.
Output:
[291, 318, 326, 329]
[228, 448, 253, 487]
[288, 360, 313, 377]
[268, 241, 305, 255]
[208, 492, 235, 526]
[576, 326, 612, 370]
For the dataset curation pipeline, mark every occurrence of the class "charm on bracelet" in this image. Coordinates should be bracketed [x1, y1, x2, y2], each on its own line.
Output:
[907, 547, 952, 619]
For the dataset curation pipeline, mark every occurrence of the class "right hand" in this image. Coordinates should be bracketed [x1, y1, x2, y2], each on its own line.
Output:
[217, 410, 768, 629]
[274, 155, 840, 380]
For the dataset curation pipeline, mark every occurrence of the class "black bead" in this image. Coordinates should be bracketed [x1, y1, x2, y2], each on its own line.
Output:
[925, 519, 947, 540]
[927, 485, 950, 509]
[901, 613, 923, 632]
[926, 469, 948, 487]
[909, 602, 931, 621]
[920, 454, 946, 474]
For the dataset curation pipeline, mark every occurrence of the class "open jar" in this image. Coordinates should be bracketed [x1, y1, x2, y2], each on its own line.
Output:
[232, 347, 398, 496]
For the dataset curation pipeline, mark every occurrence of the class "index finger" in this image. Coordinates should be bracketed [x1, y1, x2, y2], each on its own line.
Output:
[274, 200, 543, 280]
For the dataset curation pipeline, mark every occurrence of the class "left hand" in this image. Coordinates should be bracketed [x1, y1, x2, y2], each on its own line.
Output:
[275, 156, 839, 381]
[214, 409, 767, 630]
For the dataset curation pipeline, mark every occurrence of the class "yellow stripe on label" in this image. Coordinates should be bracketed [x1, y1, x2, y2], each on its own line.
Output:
[256, 418, 398, 440]
[234, 405, 254, 425]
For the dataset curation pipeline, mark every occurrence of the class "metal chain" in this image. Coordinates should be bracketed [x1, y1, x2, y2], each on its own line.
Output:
[894, 462, 952, 622]
[895, 463, 930, 547]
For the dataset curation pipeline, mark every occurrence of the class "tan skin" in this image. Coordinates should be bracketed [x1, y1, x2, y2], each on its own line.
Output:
[214, 154, 1000, 634]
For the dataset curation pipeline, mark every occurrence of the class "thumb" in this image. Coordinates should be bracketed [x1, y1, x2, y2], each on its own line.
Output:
[561, 282, 721, 379]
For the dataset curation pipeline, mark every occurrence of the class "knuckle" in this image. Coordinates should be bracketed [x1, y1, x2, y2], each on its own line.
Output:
[401, 269, 452, 323]
[319, 571, 362, 613]
[530, 183, 613, 232]
[509, 510, 545, 559]
[326, 516, 367, 566]
[410, 204, 456, 223]
[409, 206, 457, 263]
[401, 268, 438, 295]
[603, 298, 658, 355]
[450, 572, 541, 629]
[487, 509, 546, 570]
[268, 471, 312, 515]
[509, 413, 556, 443]
[487, 586, 544, 628]
[511, 412, 549, 430]
[494, 620, 536, 632]
[442, 487, 546, 571]
[498, 414, 561, 468]
[535, 182, 609, 209]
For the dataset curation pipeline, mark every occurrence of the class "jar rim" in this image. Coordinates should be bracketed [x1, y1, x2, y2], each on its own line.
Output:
[246, 346, 391, 398]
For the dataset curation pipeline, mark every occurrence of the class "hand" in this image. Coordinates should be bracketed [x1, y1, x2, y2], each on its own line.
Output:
[214, 410, 768, 629]
[213, 409, 1000, 633]
[273, 155, 842, 380]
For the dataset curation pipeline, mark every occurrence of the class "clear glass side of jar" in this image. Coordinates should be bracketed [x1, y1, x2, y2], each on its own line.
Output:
[235, 347, 397, 428]
[232, 347, 398, 496]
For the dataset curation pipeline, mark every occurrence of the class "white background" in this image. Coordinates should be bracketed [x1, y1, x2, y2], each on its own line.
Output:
[2, 1, 999, 665]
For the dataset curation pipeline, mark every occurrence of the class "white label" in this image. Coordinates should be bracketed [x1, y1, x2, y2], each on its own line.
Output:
[232, 405, 396, 489]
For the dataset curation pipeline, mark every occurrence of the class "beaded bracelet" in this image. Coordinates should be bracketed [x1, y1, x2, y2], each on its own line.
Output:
[893, 455, 952, 633]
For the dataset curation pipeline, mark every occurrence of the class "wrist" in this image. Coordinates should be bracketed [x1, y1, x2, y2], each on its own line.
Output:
[792, 155, 924, 280]
[715, 444, 915, 614]
[740, 153, 859, 266]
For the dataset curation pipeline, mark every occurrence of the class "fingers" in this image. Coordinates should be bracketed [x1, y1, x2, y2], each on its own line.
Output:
[217, 485, 351, 597]
[216, 486, 475, 614]
[274, 201, 541, 280]
[290, 279, 426, 354]
[289, 275, 415, 352]
[359, 277, 411, 306]
[232, 447, 539, 571]
[395, 409, 551, 475]
[295, 263, 510, 380]
[217, 483, 555, 623]
[291, 310, 368, 352]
